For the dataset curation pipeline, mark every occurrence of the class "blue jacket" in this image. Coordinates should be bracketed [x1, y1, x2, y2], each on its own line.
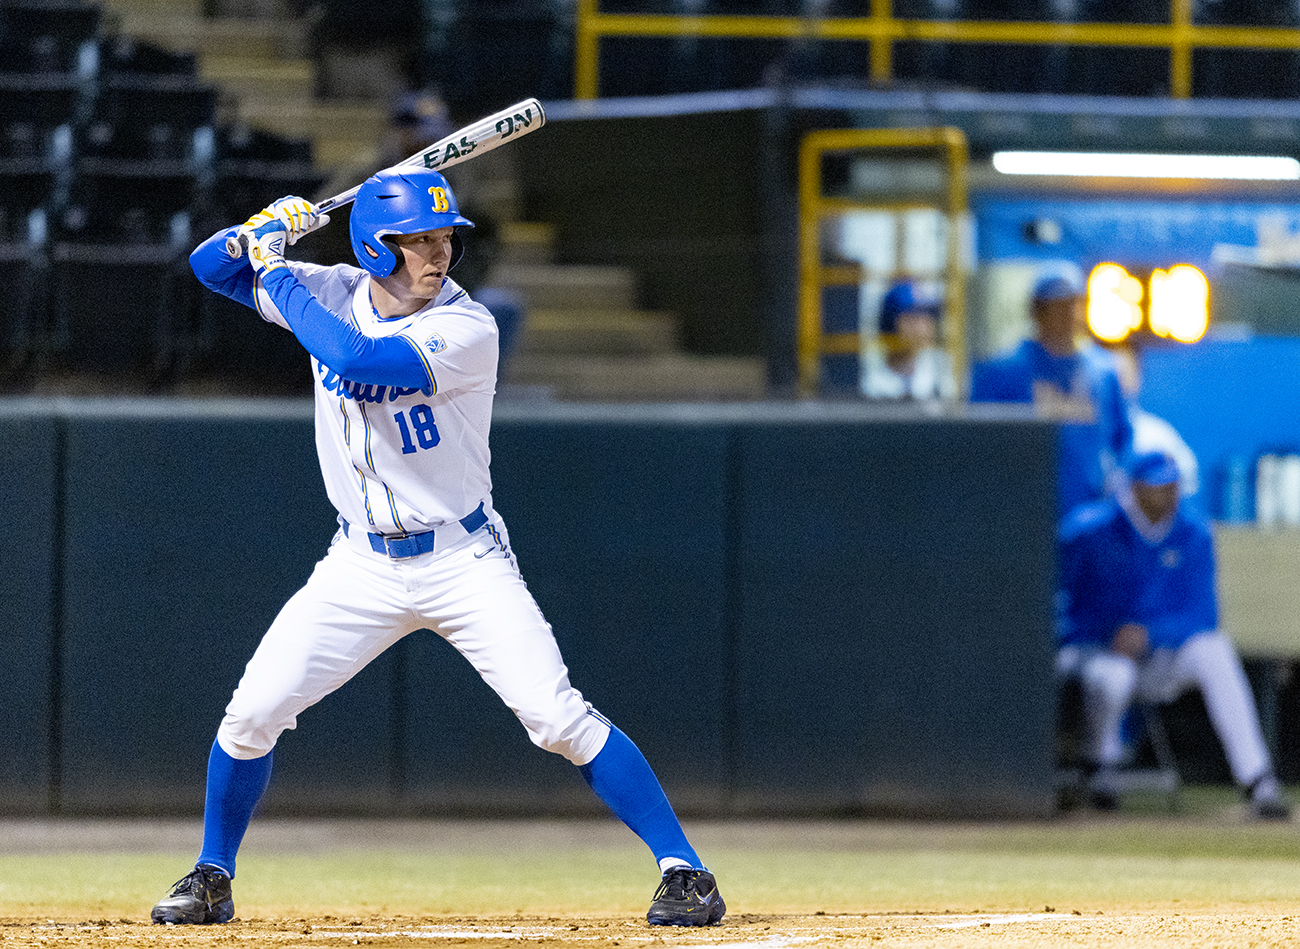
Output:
[971, 339, 1133, 518]
[1056, 494, 1218, 652]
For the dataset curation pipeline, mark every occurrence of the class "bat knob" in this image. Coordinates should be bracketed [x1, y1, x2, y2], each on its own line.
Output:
[225, 231, 249, 259]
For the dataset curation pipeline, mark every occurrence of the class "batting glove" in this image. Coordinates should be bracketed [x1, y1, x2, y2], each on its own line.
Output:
[247, 218, 289, 275]
[239, 206, 278, 232]
[267, 195, 330, 245]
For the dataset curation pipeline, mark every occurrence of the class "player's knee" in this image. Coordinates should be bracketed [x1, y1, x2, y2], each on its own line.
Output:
[1180, 630, 1241, 682]
[520, 701, 610, 765]
[217, 703, 295, 759]
[1182, 629, 1234, 665]
[1081, 652, 1137, 709]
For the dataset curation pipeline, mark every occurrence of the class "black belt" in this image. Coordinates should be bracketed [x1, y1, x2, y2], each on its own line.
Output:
[343, 502, 488, 559]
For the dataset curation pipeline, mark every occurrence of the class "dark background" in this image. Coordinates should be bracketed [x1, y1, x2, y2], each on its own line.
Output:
[0, 401, 1061, 819]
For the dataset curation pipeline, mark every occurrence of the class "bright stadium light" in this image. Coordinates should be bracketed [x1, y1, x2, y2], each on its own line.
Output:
[991, 151, 1300, 180]
[1149, 264, 1210, 343]
[1087, 263, 1145, 343]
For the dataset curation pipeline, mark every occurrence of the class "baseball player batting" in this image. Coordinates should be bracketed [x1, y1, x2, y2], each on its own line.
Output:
[150, 170, 725, 927]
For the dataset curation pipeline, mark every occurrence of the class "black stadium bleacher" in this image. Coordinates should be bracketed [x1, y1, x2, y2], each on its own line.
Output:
[0, 0, 328, 392]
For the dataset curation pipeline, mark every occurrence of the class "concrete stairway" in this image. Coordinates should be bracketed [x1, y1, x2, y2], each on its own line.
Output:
[92, 0, 767, 403]
[492, 223, 767, 402]
[92, 0, 389, 171]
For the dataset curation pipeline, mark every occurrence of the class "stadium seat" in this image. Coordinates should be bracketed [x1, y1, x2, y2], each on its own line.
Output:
[0, 74, 85, 140]
[42, 195, 193, 380]
[67, 76, 217, 245]
[87, 74, 216, 158]
[189, 290, 316, 395]
[97, 34, 197, 78]
[175, 124, 322, 391]
[47, 239, 191, 381]
[208, 124, 326, 230]
[0, 0, 101, 75]
[0, 209, 48, 387]
[0, 151, 56, 381]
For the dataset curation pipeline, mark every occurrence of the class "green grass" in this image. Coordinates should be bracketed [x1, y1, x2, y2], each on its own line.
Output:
[3, 790, 1300, 922]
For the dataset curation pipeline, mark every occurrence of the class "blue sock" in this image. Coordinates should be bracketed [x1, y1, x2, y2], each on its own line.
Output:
[195, 739, 273, 878]
[579, 724, 700, 871]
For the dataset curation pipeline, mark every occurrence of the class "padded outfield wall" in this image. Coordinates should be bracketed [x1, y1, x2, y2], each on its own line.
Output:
[0, 399, 1057, 819]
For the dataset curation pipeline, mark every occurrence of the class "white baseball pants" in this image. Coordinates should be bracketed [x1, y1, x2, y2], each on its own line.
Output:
[216, 509, 611, 766]
[1057, 631, 1273, 785]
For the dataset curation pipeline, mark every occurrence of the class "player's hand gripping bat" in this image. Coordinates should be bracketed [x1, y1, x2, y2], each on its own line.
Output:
[226, 97, 546, 258]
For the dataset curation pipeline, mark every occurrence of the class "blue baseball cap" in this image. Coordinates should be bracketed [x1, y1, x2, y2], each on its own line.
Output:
[879, 281, 941, 334]
[1128, 450, 1180, 487]
[1032, 268, 1084, 303]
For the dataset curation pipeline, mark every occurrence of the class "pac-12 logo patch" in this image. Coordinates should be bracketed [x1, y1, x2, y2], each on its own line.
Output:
[425, 333, 447, 354]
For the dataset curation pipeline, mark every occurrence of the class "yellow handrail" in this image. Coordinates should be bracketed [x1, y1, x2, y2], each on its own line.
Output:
[797, 127, 968, 396]
[575, 0, 1300, 100]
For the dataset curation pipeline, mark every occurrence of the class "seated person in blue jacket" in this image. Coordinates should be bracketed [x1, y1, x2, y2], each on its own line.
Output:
[970, 266, 1133, 519]
[1056, 449, 1290, 819]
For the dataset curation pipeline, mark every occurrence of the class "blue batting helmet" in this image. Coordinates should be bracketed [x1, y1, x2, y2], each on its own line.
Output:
[349, 166, 474, 278]
[879, 280, 941, 334]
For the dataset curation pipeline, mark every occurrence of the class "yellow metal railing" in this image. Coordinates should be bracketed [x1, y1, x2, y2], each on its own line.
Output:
[575, 0, 1300, 100]
[798, 126, 968, 396]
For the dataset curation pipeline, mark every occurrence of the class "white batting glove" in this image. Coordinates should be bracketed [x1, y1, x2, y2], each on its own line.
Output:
[267, 195, 330, 245]
[226, 206, 278, 258]
[246, 218, 288, 275]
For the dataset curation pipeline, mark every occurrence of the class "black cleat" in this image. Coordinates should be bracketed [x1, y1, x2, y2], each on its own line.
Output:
[151, 865, 234, 925]
[1089, 788, 1121, 813]
[1247, 776, 1292, 822]
[646, 867, 725, 926]
[1252, 794, 1292, 822]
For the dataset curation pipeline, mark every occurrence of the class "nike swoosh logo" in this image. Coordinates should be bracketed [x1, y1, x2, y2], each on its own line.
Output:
[474, 549, 492, 558]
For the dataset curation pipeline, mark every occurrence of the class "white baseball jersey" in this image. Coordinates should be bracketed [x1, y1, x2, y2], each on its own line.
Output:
[222, 255, 614, 767]
[252, 261, 497, 535]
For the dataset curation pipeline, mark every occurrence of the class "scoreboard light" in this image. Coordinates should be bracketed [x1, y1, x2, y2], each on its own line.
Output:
[1086, 263, 1144, 343]
[1149, 265, 1210, 343]
[1084, 263, 1209, 344]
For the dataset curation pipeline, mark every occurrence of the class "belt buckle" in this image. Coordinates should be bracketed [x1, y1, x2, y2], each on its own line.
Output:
[384, 533, 417, 558]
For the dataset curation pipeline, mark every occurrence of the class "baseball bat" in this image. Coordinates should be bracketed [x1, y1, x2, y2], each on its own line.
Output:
[226, 97, 546, 258]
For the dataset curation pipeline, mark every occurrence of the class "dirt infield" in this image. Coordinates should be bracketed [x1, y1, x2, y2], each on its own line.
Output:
[5, 910, 1300, 948]
[4, 805, 1300, 948]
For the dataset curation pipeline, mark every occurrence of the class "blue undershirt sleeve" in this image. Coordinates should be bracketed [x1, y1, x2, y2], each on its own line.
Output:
[1103, 372, 1135, 459]
[190, 228, 256, 308]
[257, 266, 434, 394]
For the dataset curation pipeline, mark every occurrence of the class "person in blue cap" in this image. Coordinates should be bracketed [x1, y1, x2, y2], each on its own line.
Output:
[860, 280, 956, 401]
[970, 266, 1134, 519]
[1055, 449, 1290, 819]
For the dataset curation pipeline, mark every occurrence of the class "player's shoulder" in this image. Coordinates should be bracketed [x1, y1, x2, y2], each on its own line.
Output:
[1172, 496, 1214, 538]
[1059, 495, 1122, 543]
[1080, 340, 1118, 368]
[1079, 341, 1124, 383]
[970, 340, 1035, 399]
[980, 339, 1040, 373]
